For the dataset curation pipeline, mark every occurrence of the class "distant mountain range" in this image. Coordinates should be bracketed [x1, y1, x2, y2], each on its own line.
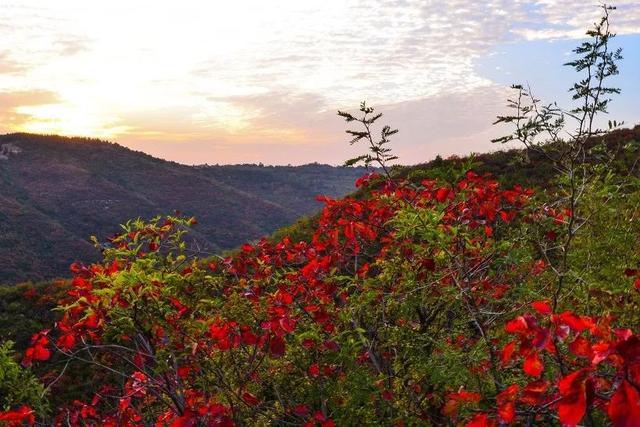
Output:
[0, 134, 367, 283]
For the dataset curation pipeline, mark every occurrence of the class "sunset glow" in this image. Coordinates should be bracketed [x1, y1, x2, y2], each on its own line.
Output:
[1, 1, 639, 164]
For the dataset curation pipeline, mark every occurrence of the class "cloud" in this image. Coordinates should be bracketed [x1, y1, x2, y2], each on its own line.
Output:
[187, 1, 531, 105]
[116, 84, 514, 166]
[0, 51, 27, 75]
[511, 1, 640, 40]
[382, 85, 517, 161]
[53, 36, 90, 56]
[0, 90, 59, 107]
[0, 89, 60, 131]
[205, 91, 333, 142]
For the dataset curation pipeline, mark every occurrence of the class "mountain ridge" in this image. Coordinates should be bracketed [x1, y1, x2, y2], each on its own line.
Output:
[0, 133, 367, 283]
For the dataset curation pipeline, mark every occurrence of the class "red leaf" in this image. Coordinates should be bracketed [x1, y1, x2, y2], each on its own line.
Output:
[559, 312, 591, 332]
[498, 402, 515, 424]
[106, 259, 119, 275]
[532, 259, 546, 275]
[32, 343, 50, 362]
[314, 411, 326, 422]
[276, 291, 294, 305]
[0, 405, 35, 425]
[466, 413, 492, 427]
[177, 366, 191, 378]
[421, 258, 435, 272]
[82, 313, 101, 329]
[591, 342, 612, 365]
[608, 380, 640, 427]
[558, 369, 590, 426]
[56, 334, 76, 352]
[568, 336, 592, 359]
[616, 335, 640, 365]
[523, 352, 543, 377]
[301, 339, 315, 349]
[520, 380, 549, 406]
[443, 389, 481, 417]
[505, 316, 529, 334]
[21, 348, 34, 367]
[435, 187, 450, 202]
[308, 363, 320, 378]
[242, 392, 259, 406]
[498, 385, 519, 401]
[269, 336, 286, 358]
[279, 317, 296, 333]
[292, 404, 309, 416]
[497, 384, 518, 423]
[531, 300, 552, 315]
[501, 341, 517, 365]
[624, 268, 638, 277]
[450, 390, 481, 402]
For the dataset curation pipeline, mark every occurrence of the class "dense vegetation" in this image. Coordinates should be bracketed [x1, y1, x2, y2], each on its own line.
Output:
[2, 5, 640, 426]
[0, 136, 366, 284]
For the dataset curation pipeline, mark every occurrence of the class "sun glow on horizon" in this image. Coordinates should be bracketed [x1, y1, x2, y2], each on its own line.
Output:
[10, 100, 132, 139]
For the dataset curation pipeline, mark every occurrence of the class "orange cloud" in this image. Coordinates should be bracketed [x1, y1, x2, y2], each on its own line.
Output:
[0, 90, 60, 131]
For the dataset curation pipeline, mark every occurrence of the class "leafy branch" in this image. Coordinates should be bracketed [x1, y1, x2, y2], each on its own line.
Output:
[491, 5, 625, 405]
[338, 101, 398, 179]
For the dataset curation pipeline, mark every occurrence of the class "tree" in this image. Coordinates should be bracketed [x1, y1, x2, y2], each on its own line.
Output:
[492, 4, 626, 312]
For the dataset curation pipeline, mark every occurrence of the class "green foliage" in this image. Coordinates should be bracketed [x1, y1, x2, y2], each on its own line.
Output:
[0, 282, 62, 351]
[0, 341, 47, 415]
[567, 173, 640, 321]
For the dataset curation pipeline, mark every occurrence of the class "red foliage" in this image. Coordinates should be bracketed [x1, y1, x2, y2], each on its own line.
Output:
[16, 171, 640, 426]
[558, 369, 591, 425]
[0, 406, 35, 427]
[22, 331, 51, 367]
[608, 380, 640, 426]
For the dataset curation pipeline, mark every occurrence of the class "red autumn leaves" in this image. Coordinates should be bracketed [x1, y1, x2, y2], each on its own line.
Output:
[21, 331, 50, 367]
[6, 171, 640, 427]
[0, 406, 35, 427]
[608, 380, 640, 425]
[495, 300, 640, 426]
[558, 369, 592, 425]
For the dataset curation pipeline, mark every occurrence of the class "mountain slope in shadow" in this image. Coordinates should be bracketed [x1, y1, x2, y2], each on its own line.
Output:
[0, 134, 367, 283]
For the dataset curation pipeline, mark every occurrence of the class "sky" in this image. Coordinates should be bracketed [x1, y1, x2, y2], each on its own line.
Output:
[0, 1, 639, 165]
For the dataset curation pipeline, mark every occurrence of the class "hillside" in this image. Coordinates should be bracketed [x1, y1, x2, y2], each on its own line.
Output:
[0, 126, 638, 420]
[2, 125, 638, 425]
[273, 126, 640, 243]
[0, 133, 367, 283]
